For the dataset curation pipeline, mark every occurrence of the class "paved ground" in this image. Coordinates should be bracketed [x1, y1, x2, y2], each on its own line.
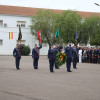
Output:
[0, 56, 100, 100]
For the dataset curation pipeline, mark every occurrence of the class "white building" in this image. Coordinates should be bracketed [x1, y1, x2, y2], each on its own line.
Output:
[0, 5, 49, 55]
[0, 5, 99, 55]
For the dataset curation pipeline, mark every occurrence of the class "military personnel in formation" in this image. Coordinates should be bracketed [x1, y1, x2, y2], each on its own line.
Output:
[65, 41, 73, 72]
[32, 44, 42, 69]
[13, 44, 24, 70]
[73, 45, 78, 69]
[48, 44, 56, 72]
[94, 47, 99, 63]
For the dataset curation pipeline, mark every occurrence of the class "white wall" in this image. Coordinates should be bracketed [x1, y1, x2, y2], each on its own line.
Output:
[0, 14, 48, 55]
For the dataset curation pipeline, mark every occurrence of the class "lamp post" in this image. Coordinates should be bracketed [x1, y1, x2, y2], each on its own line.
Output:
[94, 3, 100, 7]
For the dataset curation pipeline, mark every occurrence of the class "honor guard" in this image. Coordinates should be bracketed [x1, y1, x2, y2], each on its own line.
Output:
[65, 41, 73, 72]
[32, 44, 42, 69]
[13, 44, 24, 70]
[73, 45, 78, 69]
[48, 44, 56, 72]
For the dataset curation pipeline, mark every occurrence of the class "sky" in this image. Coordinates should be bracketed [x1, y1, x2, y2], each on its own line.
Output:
[0, 0, 100, 12]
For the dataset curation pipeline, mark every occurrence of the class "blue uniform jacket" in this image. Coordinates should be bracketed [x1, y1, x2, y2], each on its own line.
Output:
[94, 49, 99, 56]
[13, 46, 24, 59]
[32, 44, 42, 59]
[65, 46, 73, 58]
[48, 48, 56, 60]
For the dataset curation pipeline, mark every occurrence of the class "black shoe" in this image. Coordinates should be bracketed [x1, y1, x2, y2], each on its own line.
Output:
[34, 68, 38, 69]
[67, 70, 72, 72]
[55, 67, 59, 69]
[73, 68, 78, 69]
[16, 68, 20, 70]
[50, 71, 54, 73]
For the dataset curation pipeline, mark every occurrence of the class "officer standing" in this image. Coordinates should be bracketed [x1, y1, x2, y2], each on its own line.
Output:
[73, 45, 78, 69]
[32, 44, 42, 69]
[48, 44, 56, 72]
[13, 44, 23, 70]
[94, 47, 99, 63]
[65, 42, 73, 72]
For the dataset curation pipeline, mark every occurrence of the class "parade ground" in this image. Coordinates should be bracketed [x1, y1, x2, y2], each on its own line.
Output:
[0, 56, 100, 100]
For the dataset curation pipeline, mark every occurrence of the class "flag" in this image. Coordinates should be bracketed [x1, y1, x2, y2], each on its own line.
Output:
[9, 32, 13, 39]
[55, 28, 59, 39]
[18, 25, 22, 41]
[75, 32, 78, 40]
[37, 28, 41, 44]
[37, 28, 40, 39]
[75, 32, 78, 45]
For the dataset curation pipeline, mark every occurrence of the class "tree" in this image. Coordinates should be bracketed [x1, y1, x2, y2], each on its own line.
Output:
[31, 10, 60, 46]
[80, 15, 100, 45]
[58, 10, 82, 44]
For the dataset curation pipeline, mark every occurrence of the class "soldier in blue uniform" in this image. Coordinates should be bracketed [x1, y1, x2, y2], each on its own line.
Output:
[73, 45, 78, 69]
[13, 44, 24, 70]
[94, 47, 99, 63]
[65, 42, 73, 72]
[32, 44, 42, 69]
[48, 44, 56, 72]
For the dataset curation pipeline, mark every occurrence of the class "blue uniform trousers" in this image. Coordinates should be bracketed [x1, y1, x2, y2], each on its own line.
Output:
[73, 57, 77, 68]
[55, 63, 59, 69]
[33, 58, 39, 69]
[66, 57, 72, 71]
[49, 59, 55, 72]
[15, 58, 20, 69]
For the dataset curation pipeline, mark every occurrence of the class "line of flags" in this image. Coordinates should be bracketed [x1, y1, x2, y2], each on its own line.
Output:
[9, 26, 78, 45]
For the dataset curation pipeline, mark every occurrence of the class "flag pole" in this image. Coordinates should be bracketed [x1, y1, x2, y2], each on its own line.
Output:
[20, 39, 21, 59]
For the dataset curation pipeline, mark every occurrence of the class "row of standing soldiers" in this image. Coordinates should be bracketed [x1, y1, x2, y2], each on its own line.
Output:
[82, 47, 100, 64]
[13, 42, 78, 73]
[48, 42, 78, 72]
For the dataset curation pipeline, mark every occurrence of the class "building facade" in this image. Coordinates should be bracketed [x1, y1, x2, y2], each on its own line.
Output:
[0, 5, 100, 55]
[0, 14, 49, 55]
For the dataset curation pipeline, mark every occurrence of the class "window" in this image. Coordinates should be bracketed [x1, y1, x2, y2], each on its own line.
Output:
[0, 40, 3, 46]
[4, 23, 7, 27]
[17, 21, 26, 27]
[0, 20, 3, 27]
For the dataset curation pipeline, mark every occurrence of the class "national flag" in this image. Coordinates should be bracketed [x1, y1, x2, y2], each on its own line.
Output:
[9, 32, 13, 39]
[75, 32, 78, 40]
[18, 25, 22, 41]
[55, 28, 59, 39]
[37, 28, 40, 39]
[37, 28, 41, 44]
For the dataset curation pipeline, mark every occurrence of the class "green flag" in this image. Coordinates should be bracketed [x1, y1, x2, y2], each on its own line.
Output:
[55, 28, 59, 39]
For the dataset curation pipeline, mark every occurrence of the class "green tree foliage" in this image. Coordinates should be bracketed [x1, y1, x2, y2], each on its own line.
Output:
[31, 10, 100, 46]
[31, 10, 59, 46]
[58, 10, 82, 44]
[80, 15, 100, 45]
[21, 46, 31, 56]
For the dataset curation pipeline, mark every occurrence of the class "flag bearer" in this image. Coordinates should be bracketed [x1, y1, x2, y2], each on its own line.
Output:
[32, 44, 42, 69]
[13, 44, 23, 70]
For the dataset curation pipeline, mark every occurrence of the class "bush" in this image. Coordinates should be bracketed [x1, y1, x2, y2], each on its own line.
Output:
[21, 46, 31, 56]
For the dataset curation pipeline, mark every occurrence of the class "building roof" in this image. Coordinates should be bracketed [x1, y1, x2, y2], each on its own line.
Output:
[0, 5, 100, 18]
